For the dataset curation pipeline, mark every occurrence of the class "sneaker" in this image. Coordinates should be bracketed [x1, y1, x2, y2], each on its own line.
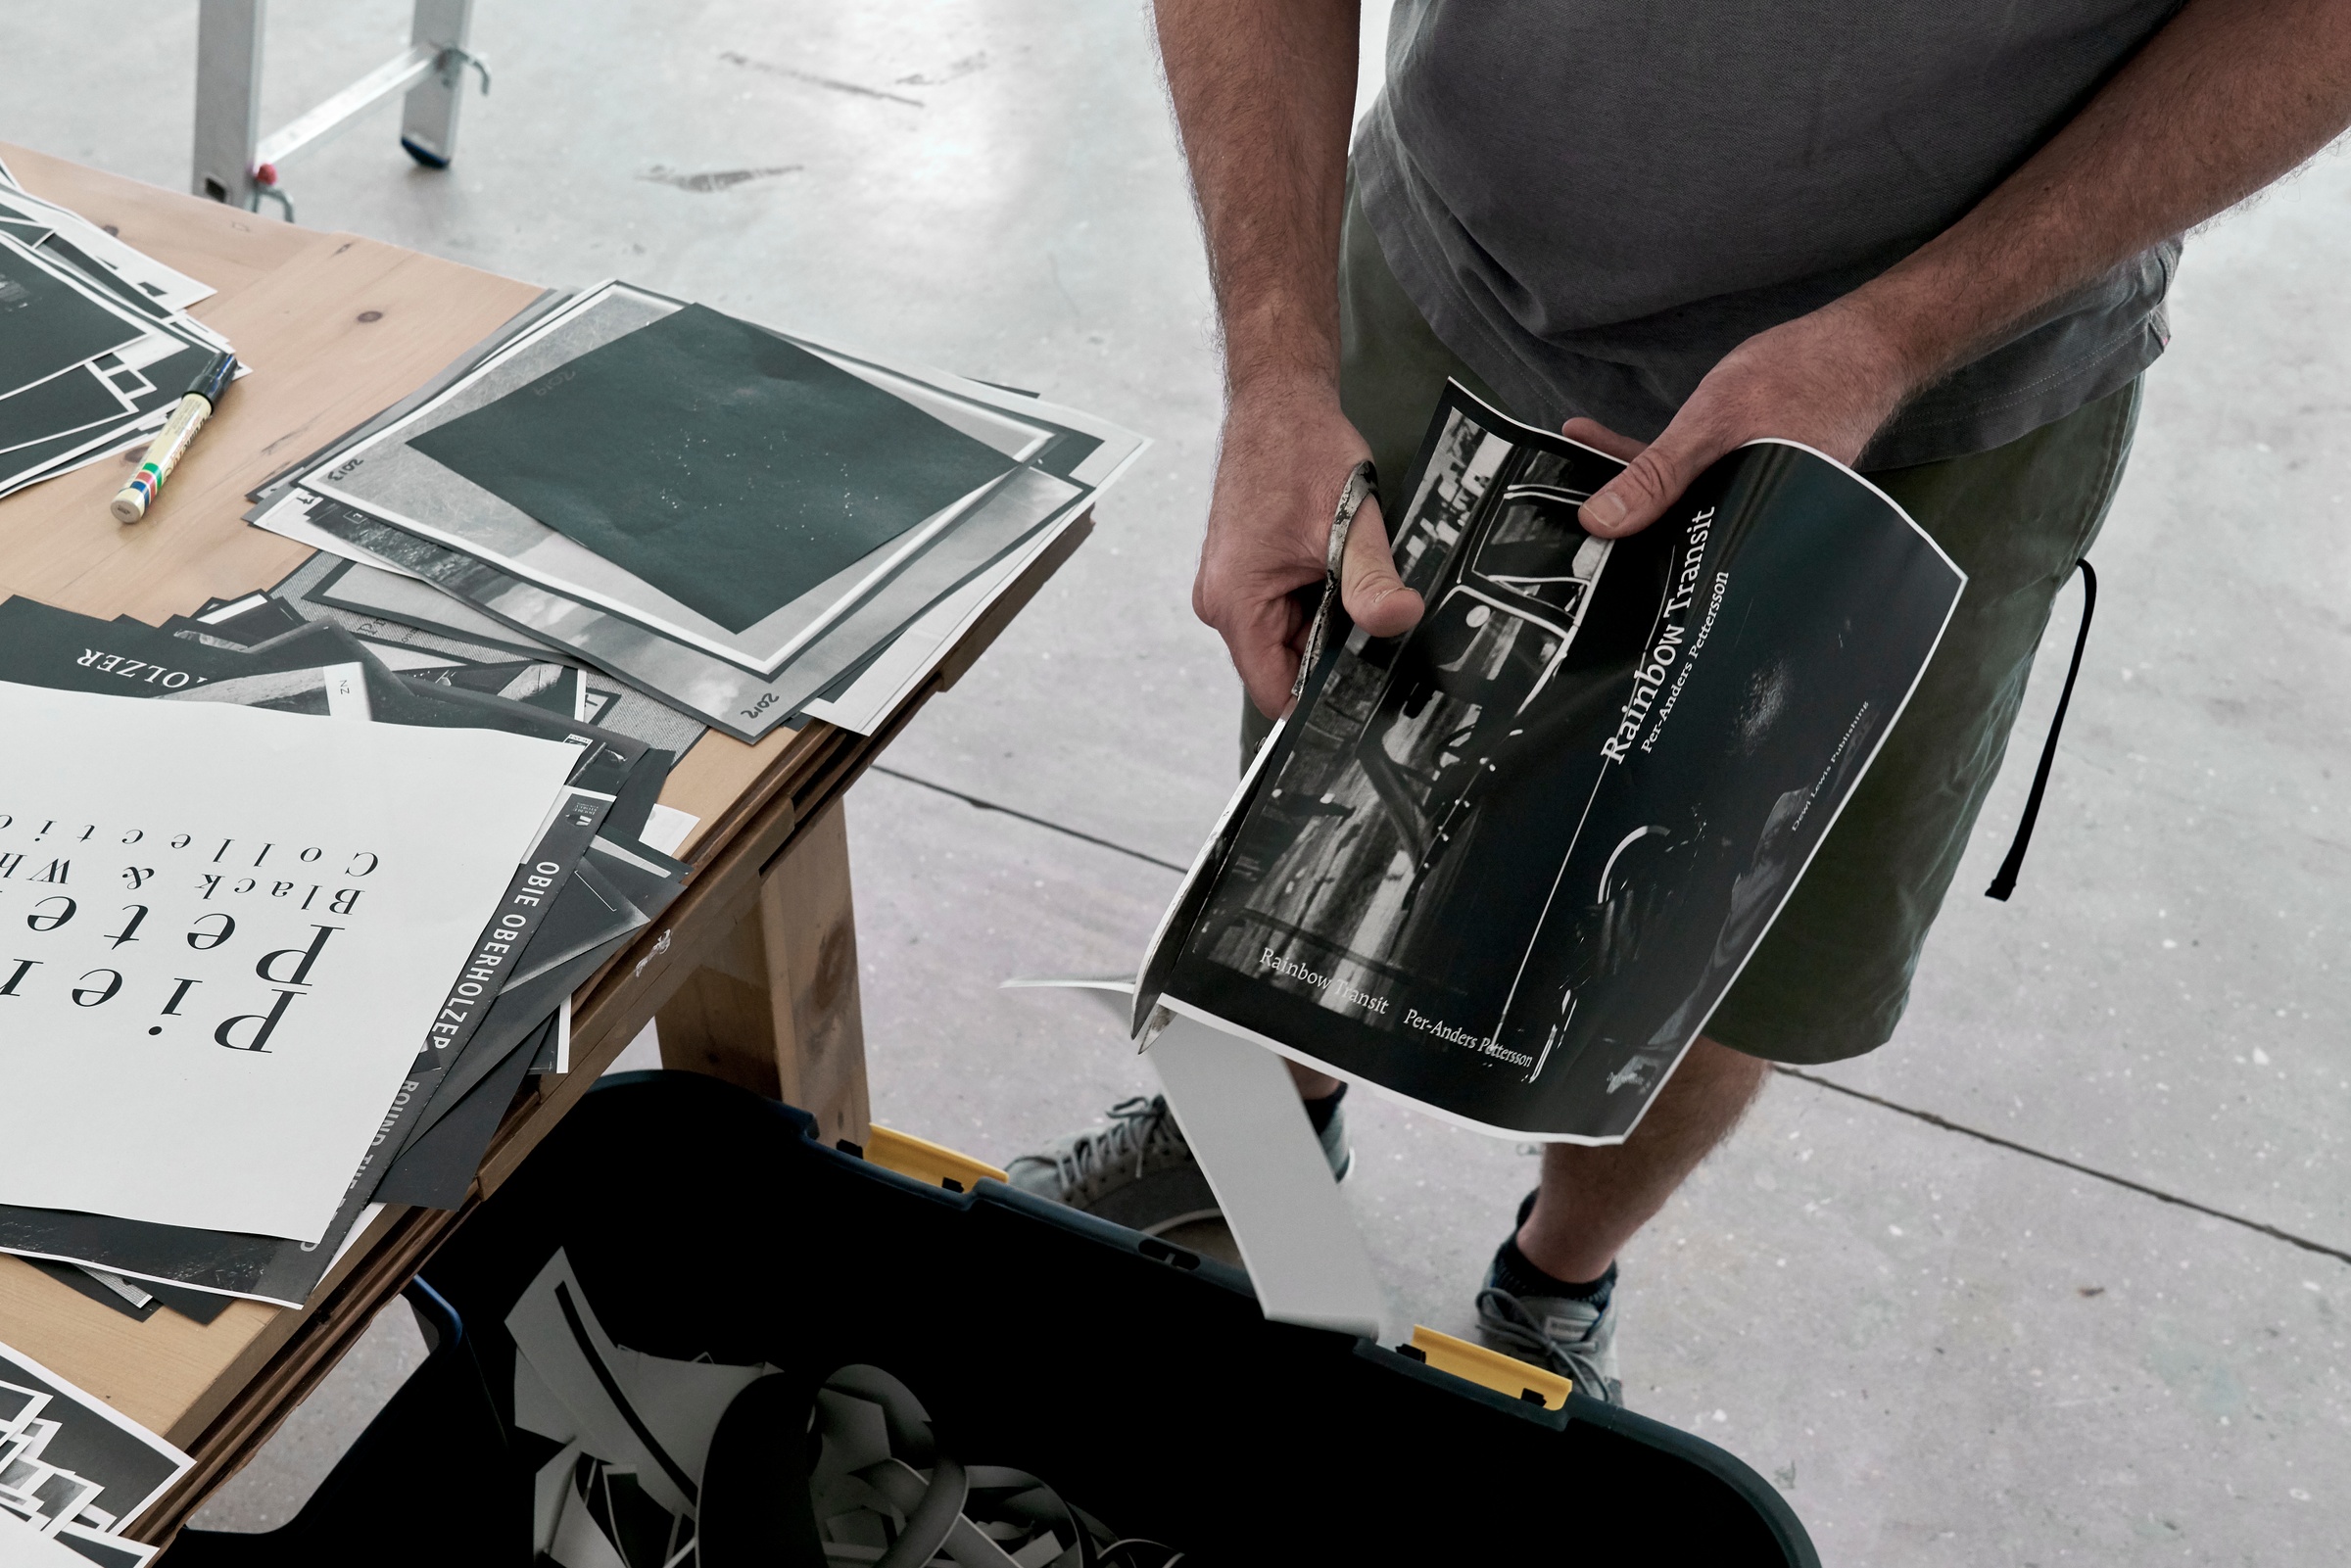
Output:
[1004, 1092, 1352, 1236]
[1472, 1195, 1624, 1405]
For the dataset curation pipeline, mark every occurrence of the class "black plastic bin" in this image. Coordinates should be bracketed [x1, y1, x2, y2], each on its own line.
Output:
[168, 1070, 1816, 1564]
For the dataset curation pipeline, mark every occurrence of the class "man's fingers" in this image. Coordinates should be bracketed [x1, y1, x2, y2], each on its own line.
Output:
[1578, 420, 1732, 539]
[1560, 416, 1646, 461]
[1228, 595, 1306, 719]
[1338, 496, 1424, 640]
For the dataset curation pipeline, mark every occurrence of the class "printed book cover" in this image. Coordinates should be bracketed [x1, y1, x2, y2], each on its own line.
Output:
[1136, 383, 1966, 1141]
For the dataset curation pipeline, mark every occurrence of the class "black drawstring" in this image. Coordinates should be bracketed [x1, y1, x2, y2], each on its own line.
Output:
[1986, 559, 2097, 902]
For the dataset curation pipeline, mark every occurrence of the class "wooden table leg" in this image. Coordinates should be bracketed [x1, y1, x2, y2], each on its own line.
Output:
[655, 797, 873, 1146]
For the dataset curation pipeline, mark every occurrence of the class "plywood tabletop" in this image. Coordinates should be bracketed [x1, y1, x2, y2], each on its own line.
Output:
[0, 143, 797, 858]
[0, 144, 566, 1447]
[0, 146, 1083, 1534]
[0, 144, 542, 621]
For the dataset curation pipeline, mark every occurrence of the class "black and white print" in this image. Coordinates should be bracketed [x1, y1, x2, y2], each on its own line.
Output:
[1145, 383, 1966, 1141]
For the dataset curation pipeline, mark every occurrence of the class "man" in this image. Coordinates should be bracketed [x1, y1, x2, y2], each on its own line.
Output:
[1010, 0, 2351, 1402]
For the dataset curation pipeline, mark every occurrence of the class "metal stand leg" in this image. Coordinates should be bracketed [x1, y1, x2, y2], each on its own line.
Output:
[191, 0, 487, 211]
[191, 0, 264, 209]
[399, 0, 481, 168]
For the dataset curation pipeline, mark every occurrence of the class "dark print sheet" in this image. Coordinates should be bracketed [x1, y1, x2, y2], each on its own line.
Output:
[408, 305, 1018, 634]
[1144, 383, 1965, 1141]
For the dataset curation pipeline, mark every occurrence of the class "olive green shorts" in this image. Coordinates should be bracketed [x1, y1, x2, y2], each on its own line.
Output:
[1240, 180, 2140, 1066]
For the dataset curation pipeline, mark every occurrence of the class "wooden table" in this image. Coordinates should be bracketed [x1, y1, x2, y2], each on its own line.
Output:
[0, 145, 1087, 1544]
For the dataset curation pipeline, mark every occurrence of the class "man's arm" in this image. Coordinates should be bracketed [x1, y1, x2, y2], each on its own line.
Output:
[1575, 0, 2351, 538]
[1158, 0, 1423, 719]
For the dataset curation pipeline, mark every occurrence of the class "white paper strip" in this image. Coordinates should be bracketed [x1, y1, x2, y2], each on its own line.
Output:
[506, 1251, 768, 1518]
[320, 662, 369, 720]
[1145, 1016, 1388, 1341]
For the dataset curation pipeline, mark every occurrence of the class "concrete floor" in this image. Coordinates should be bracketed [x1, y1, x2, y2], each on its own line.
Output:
[6, 3, 2348, 1560]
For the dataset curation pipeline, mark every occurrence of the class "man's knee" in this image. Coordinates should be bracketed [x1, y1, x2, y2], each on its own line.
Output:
[1635, 1035, 1772, 1145]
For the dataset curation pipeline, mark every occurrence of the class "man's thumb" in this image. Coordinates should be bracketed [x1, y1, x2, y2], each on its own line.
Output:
[1578, 447, 1685, 538]
[1577, 417, 1731, 539]
[1339, 497, 1423, 639]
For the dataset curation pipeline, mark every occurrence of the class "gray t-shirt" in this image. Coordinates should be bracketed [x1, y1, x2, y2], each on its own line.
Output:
[1355, 0, 2185, 467]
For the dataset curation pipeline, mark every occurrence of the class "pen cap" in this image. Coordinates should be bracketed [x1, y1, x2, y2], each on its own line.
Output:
[187, 351, 238, 406]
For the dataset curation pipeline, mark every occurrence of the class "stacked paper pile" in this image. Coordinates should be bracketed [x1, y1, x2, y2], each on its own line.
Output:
[0, 600, 691, 1312]
[0, 1339, 192, 1565]
[0, 153, 237, 500]
[0, 262, 1141, 1322]
[243, 281, 1144, 743]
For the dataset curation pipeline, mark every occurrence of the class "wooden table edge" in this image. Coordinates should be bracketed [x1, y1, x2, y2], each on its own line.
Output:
[132, 508, 1095, 1544]
[0, 143, 1102, 1541]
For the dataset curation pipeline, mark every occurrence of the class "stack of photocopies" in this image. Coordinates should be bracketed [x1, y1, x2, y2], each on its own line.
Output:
[0, 1337, 192, 1566]
[0, 159, 235, 501]
[242, 280, 1144, 744]
[1133, 383, 1968, 1144]
[0, 595, 693, 1313]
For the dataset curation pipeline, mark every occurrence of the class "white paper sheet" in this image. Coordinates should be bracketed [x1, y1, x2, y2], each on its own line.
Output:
[0, 1506, 85, 1565]
[245, 499, 428, 580]
[0, 186, 215, 312]
[798, 515, 1071, 736]
[0, 682, 579, 1242]
[303, 282, 1061, 679]
[1007, 979, 1389, 1341]
[0, 1339, 188, 1536]
[1145, 1016, 1389, 1341]
[53, 1519, 155, 1566]
[533, 1441, 585, 1556]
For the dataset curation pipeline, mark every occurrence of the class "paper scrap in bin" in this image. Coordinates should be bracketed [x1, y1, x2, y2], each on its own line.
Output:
[506, 1251, 1185, 1567]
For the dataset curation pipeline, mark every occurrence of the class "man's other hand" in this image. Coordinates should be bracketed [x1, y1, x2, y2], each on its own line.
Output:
[1194, 387, 1425, 718]
[1572, 299, 1921, 539]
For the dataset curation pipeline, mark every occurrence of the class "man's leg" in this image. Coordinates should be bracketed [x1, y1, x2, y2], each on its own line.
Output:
[1475, 378, 2142, 1401]
[1515, 1037, 1770, 1285]
[1468, 1038, 1770, 1405]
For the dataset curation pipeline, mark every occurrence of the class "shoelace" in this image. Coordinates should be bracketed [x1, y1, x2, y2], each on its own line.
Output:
[1474, 1286, 1607, 1392]
[1054, 1096, 1185, 1203]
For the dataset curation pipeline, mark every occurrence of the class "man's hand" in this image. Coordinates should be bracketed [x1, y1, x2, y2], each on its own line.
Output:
[1572, 297, 1922, 539]
[1573, 0, 2351, 540]
[1195, 384, 1423, 717]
